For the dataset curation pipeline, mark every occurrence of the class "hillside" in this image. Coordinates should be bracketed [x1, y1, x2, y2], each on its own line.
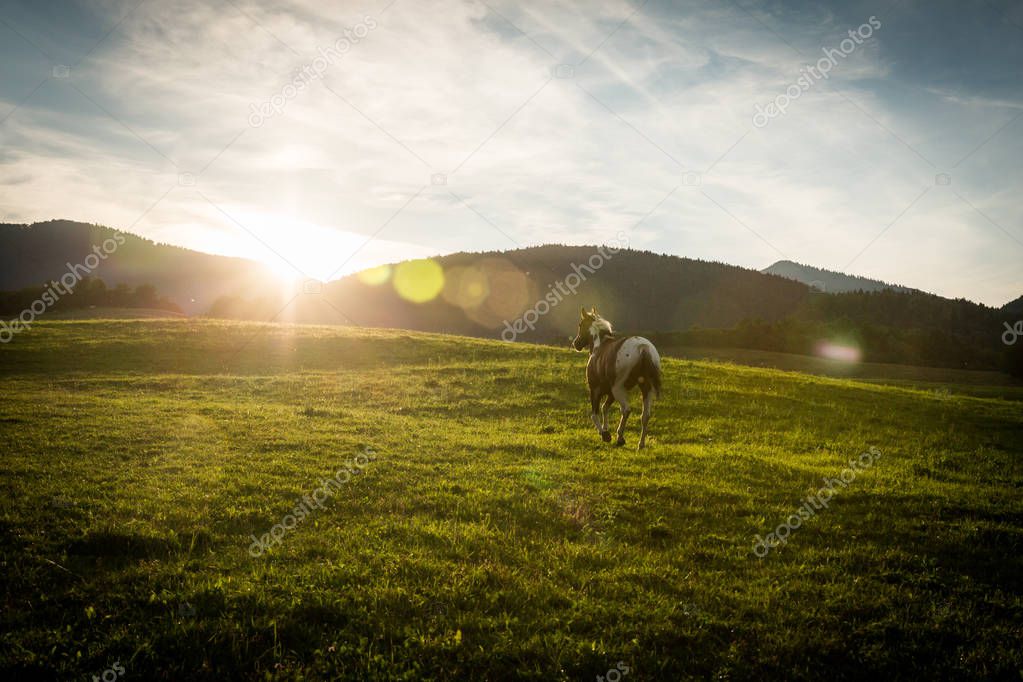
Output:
[206, 246, 815, 338]
[1004, 295, 1023, 316]
[319, 246, 811, 341]
[763, 260, 915, 294]
[0, 319, 1021, 679]
[0, 220, 278, 315]
[299, 250, 1013, 373]
[2, 222, 812, 332]
[648, 288, 1018, 374]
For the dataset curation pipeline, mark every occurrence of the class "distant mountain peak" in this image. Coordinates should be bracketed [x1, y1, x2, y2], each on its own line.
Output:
[762, 260, 916, 294]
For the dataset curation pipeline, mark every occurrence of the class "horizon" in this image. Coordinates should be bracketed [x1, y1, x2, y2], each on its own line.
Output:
[8, 217, 1011, 307]
[1, 0, 1021, 306]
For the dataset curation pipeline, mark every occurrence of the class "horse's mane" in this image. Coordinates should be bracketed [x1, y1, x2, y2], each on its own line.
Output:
[591, 317, 614, 337]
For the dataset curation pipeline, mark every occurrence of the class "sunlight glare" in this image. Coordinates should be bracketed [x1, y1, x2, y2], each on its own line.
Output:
[358, 264, 392, 286]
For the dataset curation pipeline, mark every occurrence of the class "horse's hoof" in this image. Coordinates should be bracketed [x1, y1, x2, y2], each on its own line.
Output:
[601, 431, 612, 443]
[615, 437, 626, 447]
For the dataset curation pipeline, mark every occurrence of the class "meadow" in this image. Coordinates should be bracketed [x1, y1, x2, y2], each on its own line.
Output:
[1, 320, 1021, 680]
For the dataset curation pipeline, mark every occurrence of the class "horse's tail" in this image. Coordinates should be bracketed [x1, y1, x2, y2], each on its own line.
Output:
[640, 346, 661, 399]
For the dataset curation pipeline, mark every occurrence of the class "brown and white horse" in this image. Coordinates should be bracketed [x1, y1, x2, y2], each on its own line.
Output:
[572, 307, 662, 449]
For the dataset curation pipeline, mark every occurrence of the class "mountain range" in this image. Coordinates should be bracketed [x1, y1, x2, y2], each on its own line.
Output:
[1, 220, 1020, 375]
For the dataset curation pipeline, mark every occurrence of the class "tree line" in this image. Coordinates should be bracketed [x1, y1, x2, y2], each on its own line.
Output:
[0, 277, 182, 316]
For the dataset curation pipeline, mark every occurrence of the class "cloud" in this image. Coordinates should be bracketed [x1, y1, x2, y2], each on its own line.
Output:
[0, 0, 1019, 305]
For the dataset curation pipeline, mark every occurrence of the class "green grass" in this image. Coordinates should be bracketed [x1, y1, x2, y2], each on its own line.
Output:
[1, 320, 1021, 681]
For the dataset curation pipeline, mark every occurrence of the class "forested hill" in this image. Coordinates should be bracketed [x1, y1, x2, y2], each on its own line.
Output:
[2, 223, 810, 331]
[210, 245, 812, 340]
[1003, 295, 1023, 316]
[0, 220, 276, 315]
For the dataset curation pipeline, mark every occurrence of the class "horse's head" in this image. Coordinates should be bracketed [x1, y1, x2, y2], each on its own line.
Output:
[573, 306, 604, 351]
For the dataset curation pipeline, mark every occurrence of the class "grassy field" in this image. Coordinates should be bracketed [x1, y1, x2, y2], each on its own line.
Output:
[1, 320, 1021, 681]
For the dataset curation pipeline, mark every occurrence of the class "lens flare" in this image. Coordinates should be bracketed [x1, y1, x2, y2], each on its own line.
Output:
[479, 258, 531, 319]
[459, 258, 533, 328]
[442, 265, 490, 310]
[393, 259, 444, 303]
[815, 341, 862, 363]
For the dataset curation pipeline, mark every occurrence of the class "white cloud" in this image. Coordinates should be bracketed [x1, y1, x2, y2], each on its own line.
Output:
[0, 0, 1019, 305]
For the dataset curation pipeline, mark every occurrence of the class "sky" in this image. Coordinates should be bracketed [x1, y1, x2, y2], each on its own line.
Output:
[0, 0, 1021, 306]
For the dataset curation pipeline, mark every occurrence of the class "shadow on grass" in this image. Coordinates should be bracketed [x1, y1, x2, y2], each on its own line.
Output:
[68, 530, 214, 560]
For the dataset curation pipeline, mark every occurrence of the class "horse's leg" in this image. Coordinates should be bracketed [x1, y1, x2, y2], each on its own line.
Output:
[638, 386, 653, 450]
[600, 394, 614, 442]
[589, 389, 604, 437]
[612, 383, 631, 447]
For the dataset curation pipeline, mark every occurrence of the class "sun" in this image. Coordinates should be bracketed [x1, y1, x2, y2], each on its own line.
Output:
[216, 212, 366, 283]
[195, 206, 434, 289]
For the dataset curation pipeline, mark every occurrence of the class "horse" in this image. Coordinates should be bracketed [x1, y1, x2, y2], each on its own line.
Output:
[572, 307, 662, 449]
